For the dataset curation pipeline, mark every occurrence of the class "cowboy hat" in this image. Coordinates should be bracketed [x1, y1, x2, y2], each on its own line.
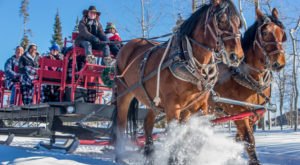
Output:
[83, 6, 101, 16]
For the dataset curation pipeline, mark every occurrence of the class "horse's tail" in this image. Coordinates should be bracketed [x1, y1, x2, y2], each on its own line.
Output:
[110, 82, 119, 144]
[127, 98, 139, 141]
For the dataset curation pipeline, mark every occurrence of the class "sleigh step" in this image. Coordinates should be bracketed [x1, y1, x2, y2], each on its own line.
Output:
[35, 135, 79, 153]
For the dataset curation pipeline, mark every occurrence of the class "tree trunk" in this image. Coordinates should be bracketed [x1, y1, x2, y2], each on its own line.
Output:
[140, 0, 146, 38]
[279, 94, 284, 130]
[290, 17, 300, 131]
[262, 117, 265, 131]
[290, 93, 294, 128]
[192, 0, 198, 13]
[268, 111, 271, 130]
[254, 0, 260, 10]
[279, 69, 285, 131]
[238, 0, 247, 31]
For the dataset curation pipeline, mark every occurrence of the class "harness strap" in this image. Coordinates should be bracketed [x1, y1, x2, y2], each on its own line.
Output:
[139, 47, 163, 112]
[189, 37, 214, 52]
[232, 69, 272, 103]
[153, 36, 174, 106]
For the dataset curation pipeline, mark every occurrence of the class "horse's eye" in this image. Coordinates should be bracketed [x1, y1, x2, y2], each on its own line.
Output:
[262, 31, 268, 37]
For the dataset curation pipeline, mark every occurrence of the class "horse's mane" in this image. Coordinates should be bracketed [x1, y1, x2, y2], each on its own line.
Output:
[179, 0, 241, 38]
[242, 15, 285, 52]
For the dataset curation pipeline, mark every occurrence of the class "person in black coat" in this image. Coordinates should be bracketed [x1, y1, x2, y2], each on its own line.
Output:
[75, 6, 114, 66]
[19, 44, 39, 105]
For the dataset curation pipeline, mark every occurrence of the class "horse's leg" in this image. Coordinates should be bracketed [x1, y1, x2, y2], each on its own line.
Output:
[180, 110, 191, 123]
[180, 98, 209, 122]
[164, 100, 182, 165]
[115, 92, 134, 161]
[235, 119, 260, 165]
[199, 101, 209, 115]
[143, 109, 156, 156]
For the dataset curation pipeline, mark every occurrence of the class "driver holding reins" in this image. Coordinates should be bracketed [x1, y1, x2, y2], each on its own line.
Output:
[75, 6, 114, 66]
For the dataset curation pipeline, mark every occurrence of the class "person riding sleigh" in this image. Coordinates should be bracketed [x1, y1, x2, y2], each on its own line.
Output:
[105, 22, 122, 57]
[75, 6, 115, 66]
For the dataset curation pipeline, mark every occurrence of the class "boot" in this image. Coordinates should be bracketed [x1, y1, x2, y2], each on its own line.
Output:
[86, 54, 96, 64]
[103, 56, 116, 66]
[102, 45, 115, 66]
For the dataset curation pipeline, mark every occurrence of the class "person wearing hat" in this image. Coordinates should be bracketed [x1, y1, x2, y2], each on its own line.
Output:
[46, 43, 63, 62]
[75, 5, 113, 66]
[41, 43, 63, 103]
[4, 46, 24, 105]
[19, 44, 40, 105]
[105, 22, 122, 57]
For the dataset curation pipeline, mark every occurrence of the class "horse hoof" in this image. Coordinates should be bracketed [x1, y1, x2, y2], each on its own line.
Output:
[144, 144, 154, 156]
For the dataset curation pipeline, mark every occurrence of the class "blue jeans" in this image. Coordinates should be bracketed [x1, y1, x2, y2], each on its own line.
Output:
[80, 41, 110, 57]
[10, 85, 15, 105]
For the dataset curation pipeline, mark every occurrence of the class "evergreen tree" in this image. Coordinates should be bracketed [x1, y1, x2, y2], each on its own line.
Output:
[19, 0, 30, 49]
[73, 16, 79, 32]
[20, 33, 29, 49]
[51, 10, 63, 48]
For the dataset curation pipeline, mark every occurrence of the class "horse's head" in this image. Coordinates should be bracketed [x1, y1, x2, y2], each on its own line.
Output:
[253, 8, 287, 72]
[179, 0, 244, 67]
[207, 0, 244, 67]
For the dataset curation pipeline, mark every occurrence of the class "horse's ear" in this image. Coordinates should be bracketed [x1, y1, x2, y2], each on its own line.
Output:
[211, 0, 222, 6]
[256, 9, 264, 21]
[272, 8, 279, 19]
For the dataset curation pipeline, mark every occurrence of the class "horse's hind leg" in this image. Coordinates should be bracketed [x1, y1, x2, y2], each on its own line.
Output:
[143, 109, 156, 156]
[235, 119, 260, 165]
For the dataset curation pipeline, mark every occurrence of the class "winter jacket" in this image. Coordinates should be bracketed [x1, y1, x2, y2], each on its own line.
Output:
[106, 33, 122, 42]
[4, 55, 20, 89]
[19, 52, 39, 86]
[43, 53, 63, 71]
[75, 18, 107, 46]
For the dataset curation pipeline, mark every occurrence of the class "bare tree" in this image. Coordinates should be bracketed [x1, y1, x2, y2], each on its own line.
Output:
[140, 0, 146, 38]
[128, 0, 165, 38]
[290, 17, 300, 131]
[238, 0, 247, 31]
[192, 0, 199, 13]
[274, 70, 286, 130]
[254, 0, 260, 10]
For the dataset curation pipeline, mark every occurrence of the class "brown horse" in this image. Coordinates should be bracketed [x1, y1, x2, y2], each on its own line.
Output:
[113, 0, 244, 159]
[209, 8, 286, 165]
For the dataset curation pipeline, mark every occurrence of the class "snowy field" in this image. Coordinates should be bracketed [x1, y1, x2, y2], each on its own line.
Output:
[255, 129, 300, 165]
[0, 124, 299, 165]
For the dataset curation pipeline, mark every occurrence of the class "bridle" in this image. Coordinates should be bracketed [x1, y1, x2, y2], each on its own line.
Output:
[253, 17, 285, 71]
[233, 16, 286, 103]
[175, 3, 243, 91]
[204, 4, 242, 67]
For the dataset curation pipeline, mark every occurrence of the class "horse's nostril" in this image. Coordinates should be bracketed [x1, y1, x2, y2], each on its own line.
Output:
[230, 53, 238, 61]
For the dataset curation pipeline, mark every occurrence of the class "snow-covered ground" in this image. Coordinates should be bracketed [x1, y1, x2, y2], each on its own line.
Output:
[0, 125, 299, 165]
[255, 129, 300, 165]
